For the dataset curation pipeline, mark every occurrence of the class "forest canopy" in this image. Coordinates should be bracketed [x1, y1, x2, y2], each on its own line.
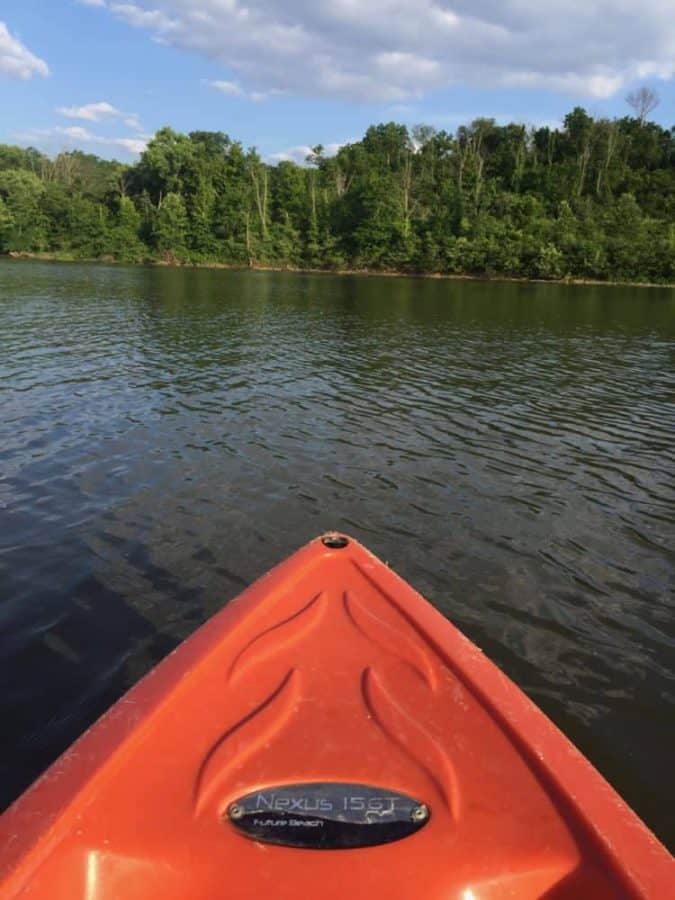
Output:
[1, 107, 674, 283]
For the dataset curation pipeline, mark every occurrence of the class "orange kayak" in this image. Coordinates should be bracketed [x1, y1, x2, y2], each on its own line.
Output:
[0, 534, 671, 899]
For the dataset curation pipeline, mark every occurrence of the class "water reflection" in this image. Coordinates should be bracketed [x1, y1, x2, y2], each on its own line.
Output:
[0, 260, 673, 846]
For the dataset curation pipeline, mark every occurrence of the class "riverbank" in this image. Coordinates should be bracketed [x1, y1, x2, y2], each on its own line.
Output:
[4, 251, 674, 290]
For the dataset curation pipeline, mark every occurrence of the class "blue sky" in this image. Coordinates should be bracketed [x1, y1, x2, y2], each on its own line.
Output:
[2, 1, 673, 163]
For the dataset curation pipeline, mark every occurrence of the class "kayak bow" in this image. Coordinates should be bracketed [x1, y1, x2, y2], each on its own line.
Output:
[0, 534, 672, 898]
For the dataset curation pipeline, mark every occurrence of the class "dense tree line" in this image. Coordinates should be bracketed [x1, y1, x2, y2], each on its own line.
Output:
[1, 107, 674, 283]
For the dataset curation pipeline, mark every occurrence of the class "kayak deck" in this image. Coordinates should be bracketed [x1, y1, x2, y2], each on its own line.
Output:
[0, 534, 671, 898]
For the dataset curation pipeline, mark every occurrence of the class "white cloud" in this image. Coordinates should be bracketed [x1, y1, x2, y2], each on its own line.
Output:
[268, 141, 347, 165]
[83, 1, 674, 103]
[207, 79, 285, 103]
[110, 3, 175, 31]
[109, 136, 149, 154]
[56, 125, 96, 141]
[58, 127, 151, 156]
[250, 88, 286, 103]
[17, 126, 150, 158]
[267, 145, 315, 164]
[76, 0, 107, 7]
[57, 101, 144, 132]
[57, 101, 121, 121]
[0, 21, 49, 79]
[502, 70, 625, 98]
[209, 79, 244, 97]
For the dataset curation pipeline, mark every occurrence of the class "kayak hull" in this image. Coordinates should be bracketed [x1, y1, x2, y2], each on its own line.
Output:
[0, 535, 671, 898]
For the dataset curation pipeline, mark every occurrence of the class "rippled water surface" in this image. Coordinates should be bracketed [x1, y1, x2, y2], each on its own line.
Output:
[1, 260, 674, 845]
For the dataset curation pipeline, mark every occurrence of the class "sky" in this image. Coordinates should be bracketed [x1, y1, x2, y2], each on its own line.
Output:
[1, 0, 674, 164]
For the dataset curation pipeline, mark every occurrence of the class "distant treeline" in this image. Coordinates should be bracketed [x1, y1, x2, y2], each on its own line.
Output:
[1, 107, 674, 283]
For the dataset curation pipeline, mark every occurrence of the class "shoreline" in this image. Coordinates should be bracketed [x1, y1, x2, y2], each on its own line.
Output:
[4, 251, 674, 290]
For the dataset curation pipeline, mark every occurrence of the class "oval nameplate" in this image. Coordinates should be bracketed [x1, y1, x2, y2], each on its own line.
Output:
[226, 782, 430, 849]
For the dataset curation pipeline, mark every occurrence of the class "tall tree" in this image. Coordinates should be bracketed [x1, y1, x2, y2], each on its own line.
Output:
[0, 169, 47, 251]
[155, 192, 189, 261]
[0, 111, 673, 283]
[626, 87, 660, 125]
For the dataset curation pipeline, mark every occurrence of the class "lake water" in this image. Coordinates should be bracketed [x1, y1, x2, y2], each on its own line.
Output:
[1, 260, 673, 847]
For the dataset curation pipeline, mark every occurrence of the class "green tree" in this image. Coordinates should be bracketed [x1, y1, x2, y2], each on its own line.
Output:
[109, 196, 145, 262]
[133, 128, 195, 203]
[188, 178, 218, 259]
[155, 192, 189, 261]
[0, 169, 47, 251]
[1, 111, 674, 283]
[0, 196, 15, 251]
